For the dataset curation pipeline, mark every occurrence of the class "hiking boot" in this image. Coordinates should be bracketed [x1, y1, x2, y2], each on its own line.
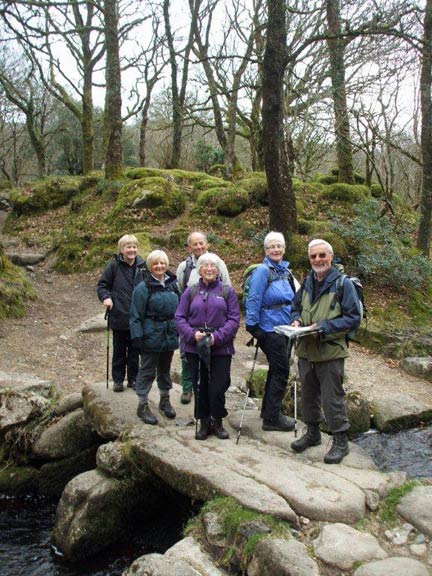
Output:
[291, 424, 322, 453]
[137, 402, 158, 425]
[211, 418, 229, 440]
[127, 380, 136, 390]
[181, 390, 193, 404]
[324, 432, 350, 464]
[113, 381, 124, 392]
[262, 413, 295, 432]
[196, 418, 211, 441]
[159, 393, 176, 419]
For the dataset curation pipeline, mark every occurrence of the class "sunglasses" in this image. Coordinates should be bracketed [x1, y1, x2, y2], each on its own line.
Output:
[309, 253, 328, 259]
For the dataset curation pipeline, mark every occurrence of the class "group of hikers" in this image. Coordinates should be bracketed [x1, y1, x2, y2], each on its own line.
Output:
[97, 229, 361, 464]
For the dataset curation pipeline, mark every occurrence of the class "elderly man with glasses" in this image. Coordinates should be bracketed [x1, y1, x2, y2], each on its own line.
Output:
[290, 239, 361, 464]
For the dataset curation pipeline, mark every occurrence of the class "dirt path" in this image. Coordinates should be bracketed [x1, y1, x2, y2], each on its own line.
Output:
[1, 268, 431, 409]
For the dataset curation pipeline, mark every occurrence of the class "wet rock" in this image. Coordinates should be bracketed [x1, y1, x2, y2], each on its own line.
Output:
[32, 409, 98, 460]
[52, 469, 152, 561]
[353, 556, 430, 576]
[401, 357, 432, 380]
[248, 538, 320, 576]
[313, 523, 387, 570]
[371, 393, 432, 432]
[397, 485, 432, 537]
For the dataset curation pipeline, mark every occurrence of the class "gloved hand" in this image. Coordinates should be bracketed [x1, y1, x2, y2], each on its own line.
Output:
[132, 338, 146, 353]
[246, 324, 264, 340]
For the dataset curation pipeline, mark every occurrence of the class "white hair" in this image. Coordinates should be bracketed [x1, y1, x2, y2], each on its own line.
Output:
[308, 238, 334, 255]
[196, 252, 221, 274]
[264, 231, 285, 249]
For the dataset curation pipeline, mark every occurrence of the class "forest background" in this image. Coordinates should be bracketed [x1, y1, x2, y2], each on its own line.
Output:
[1, 0, 432, 337]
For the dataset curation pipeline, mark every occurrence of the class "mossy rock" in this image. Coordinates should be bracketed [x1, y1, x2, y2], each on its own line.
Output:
[78, 172, 104, 191]
[195, 186, 235, 211]
[370, 183, 384, 198]
[10, 177, 81, 215]
[247, 368, 267, 398]
[194, 176, 228, 191]
[125, 167, 165, 180]
[297, 218, 330, 235]
[216, 189, 249, 217]
[330, 169, 366, 184]
[0, 251, 37, 319]
[116, 177, 186, 218]
[238, 174, 268, 206]
[0, 464, 40, 496]
[315, 174, 338, 185]
[320, 183, 370, 203]
[208, 163, 226, 177]
[345, 391, 370, 436]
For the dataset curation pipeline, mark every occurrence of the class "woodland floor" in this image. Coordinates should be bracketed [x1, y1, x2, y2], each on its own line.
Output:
[0, 263, 431, 413]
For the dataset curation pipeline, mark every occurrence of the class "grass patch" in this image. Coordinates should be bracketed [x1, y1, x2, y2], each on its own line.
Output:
[380, 480, 420, 525]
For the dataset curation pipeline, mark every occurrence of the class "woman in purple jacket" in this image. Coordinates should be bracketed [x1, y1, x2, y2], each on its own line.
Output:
[175, 253, 240, 440]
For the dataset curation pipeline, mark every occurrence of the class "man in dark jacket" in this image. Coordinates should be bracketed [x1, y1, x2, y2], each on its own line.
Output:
[290, 239, 361, 464]
[97, 234, 146, 392]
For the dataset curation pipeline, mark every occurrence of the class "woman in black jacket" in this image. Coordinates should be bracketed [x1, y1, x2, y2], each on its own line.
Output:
[97, 234, 146, 392]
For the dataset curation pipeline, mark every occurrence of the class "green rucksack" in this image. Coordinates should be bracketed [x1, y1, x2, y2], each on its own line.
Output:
[242, 263, 296, 306]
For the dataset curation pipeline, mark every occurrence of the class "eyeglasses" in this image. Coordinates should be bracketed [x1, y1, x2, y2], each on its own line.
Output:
[267, 244, 284, 250]
[309, 253, 328, 259]
[201, 264, 217, 269]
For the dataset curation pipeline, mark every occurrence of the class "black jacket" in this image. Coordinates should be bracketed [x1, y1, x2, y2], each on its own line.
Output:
[97, 254, 147, 330]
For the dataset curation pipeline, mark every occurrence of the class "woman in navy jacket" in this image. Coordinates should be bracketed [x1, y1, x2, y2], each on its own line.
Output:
[175, 253, 240, 440]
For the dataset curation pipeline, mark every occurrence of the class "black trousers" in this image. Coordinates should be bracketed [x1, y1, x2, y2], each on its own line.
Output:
[186, 353, 231, 420]
[112, 329, 139, 385]
[257, 331, 290, 421]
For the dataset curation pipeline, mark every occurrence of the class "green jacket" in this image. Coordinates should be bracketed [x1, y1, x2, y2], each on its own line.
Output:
[129, 272, 179, 352]
[291, 268, 361, 362]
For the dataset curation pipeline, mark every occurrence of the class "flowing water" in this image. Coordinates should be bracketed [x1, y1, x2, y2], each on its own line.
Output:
[354, 425, 432, 478]
[0, 491, 196, 576]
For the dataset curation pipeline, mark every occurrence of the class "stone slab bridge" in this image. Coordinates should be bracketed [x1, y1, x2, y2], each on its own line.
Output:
[52, 381, 409, 567]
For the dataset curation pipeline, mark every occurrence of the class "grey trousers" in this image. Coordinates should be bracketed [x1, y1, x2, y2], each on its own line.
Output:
[298, 357, 349, 433]
[136, 351, 174, 402]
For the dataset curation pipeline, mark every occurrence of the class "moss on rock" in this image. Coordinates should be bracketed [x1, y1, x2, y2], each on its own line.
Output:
[0, 249, 37, 319]
[9, 177, 81, 215]
[0, 464, 40, 496]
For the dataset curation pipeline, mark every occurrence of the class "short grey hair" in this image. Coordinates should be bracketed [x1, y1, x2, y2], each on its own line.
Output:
[146, 249, 169, 269]
[187, 230, 208, 245]
[264, 231, 285, 249]
[196, 252, 221, 274]
[308, 238, 334, 255]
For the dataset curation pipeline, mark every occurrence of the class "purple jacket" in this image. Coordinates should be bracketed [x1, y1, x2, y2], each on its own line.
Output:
[175, 279, 240, 356]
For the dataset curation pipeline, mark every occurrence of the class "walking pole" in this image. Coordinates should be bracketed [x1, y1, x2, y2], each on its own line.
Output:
[288, 335, 298, 437]
[236, 340, 259, 445]
[104, 309, 110, 389]
[195, 358, 200, 438]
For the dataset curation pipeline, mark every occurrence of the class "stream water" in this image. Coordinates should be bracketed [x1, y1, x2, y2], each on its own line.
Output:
[354, 425, 432, 478]
[0, 490, 196, 576]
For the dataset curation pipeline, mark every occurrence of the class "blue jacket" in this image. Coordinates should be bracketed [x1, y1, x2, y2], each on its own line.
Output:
[245, 256, 295, 332]
[175, 278, 240, 356]
[129, 272, 179, 352]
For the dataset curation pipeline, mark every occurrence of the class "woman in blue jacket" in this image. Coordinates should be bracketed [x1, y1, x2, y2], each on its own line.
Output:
[130, 250, 179, 425]
[175, 253, 240, 440]
[245, 231, 299, 432]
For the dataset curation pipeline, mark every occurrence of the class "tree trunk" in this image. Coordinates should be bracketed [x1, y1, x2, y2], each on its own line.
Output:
[326, 0, 354, 184]
[417, 0, 432, 256]
[104, 0, 123, 179]
[82, 65, 94, 175]
[262, 0, 296, 238]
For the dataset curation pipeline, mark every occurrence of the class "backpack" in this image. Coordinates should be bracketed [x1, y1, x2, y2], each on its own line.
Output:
[183, 255, 195, 288]
[334, 273, 367, 342]
[242, 263, 296, 306]
[188, 282, 230, 303]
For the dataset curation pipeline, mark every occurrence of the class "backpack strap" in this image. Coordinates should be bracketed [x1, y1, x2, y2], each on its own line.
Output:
[183, 255, 195, 288]
[188, 283, 230, 303]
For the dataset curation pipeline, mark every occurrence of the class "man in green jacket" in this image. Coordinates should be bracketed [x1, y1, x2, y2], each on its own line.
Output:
[290, 239, 361, 464]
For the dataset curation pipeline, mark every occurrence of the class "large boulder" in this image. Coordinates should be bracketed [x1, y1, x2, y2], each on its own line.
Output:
[32, 409, 99, 460]
[401, 357, 432, 380]
[0, 388, 51, 431]
[248, 538, 320, 576]
[353, 557, 430, 576]
[371, 393, 432, 432]
[52, 468, 153, 560]
[397, 485, 432, 537]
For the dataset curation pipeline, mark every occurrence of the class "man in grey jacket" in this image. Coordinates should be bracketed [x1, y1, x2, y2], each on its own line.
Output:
[176, 231, 230, 403]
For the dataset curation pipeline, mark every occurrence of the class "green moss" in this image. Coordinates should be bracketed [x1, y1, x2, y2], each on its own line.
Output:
[315, 174, 338, 185]
[0, 254, 37, 319]
[0, 464, 40, 496]
[380, 481, 420, 525]
[370, 183, 384, 197]
[9, 177, 81, 215]
[320, 183, 370, 203]
[195, 187, 232, 211]
[194, 176, 228, 191]
[216, 189, 249, 217]
[248, 368, 267, 398]
[238, 174, 268, 206]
